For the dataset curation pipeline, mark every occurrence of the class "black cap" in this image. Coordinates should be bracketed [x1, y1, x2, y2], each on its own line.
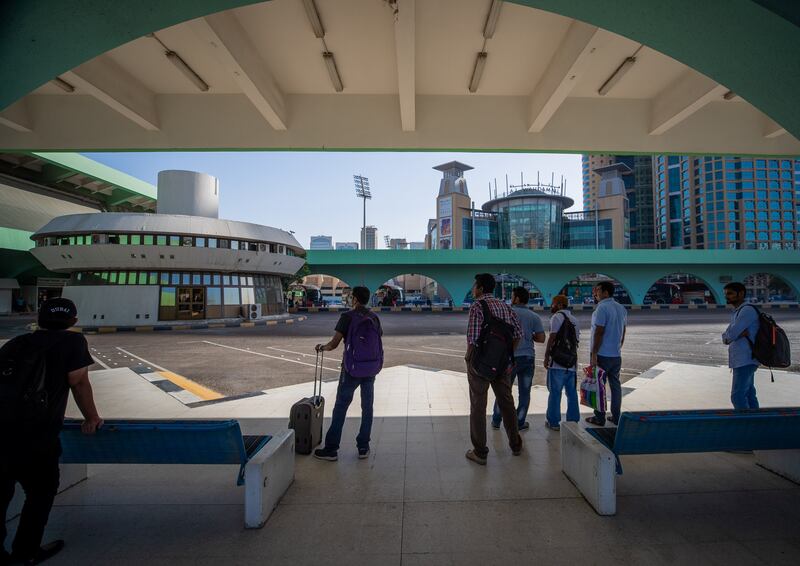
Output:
[39, 298, 77, 322]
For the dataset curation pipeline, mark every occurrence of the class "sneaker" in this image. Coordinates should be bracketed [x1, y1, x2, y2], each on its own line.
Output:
[358, 447, 370, 459]
[512, 437, 523, 456]
[518, 421, 530, 431]
[13, 540, 65, 565]
[465, 449, 487, 465]
[490, 420, 501, 430]
[545, 421, 560, 431]
[313, 447, 338, 461]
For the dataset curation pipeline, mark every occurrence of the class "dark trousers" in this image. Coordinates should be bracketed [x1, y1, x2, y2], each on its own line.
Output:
[594, 355, 623, 424]
[324, 371, 376, 451]
[468, 367, 521, 458]
[1, 440, 61, 557]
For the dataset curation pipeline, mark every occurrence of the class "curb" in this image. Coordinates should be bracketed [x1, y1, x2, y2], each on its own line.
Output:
[71, 315, 306, 334]
[289, 304, 798, 314]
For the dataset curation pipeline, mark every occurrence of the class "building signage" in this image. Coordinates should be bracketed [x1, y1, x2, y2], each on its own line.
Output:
[438, 196, 452, 218]
[440, 217, 452, 237]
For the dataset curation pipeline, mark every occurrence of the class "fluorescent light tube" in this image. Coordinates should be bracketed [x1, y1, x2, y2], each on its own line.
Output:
[323, 52, 343, 92]
[483, 0, 503, 39]
[302, 0, 325, 38]
[597, 56, 636, 96]
[166, 51, 209, 92]
[469, 52, 488, 93]
[52, 77, 75, 93]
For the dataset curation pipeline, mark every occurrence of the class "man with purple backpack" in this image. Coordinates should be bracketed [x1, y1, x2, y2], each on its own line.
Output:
[314, 286, 383, 461]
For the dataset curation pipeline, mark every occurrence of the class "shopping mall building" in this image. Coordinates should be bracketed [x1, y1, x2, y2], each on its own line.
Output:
[30, 170, 304, 326]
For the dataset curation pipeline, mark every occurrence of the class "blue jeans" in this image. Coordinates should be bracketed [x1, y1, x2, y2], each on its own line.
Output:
[492, 356, 534, 427]
[731, 364, 759, 410]
[546, 368, 580, 426]
[323, 370, 375, 451]
[594, 355, 622, 424]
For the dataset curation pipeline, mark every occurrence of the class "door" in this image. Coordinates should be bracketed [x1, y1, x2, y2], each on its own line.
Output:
[177, 287, 205, 320]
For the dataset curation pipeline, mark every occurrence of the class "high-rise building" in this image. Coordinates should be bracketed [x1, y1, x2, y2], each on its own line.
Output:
[361, 226, 377, 249]
[387, 238, 408, 250]
[309, 235, 333, 250]
[335, 242, 359, 250]
[654, 156, 799, 250]
[408, 241, 425, 250]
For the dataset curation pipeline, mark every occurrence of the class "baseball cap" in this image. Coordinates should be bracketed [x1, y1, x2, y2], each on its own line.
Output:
[38, 297, 78, 324]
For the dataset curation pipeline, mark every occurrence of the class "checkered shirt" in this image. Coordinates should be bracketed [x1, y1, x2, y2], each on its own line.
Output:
[466, 294, 523, 346]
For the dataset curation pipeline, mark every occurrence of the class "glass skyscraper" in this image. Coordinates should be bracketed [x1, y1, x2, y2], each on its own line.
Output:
[654, 156, 799, 250]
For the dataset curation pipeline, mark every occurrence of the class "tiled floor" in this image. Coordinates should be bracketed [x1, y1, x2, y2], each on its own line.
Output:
[5, 363, 800, 565]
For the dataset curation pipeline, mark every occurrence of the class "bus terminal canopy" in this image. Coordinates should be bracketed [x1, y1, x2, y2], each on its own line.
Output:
[0, 0, 799, 155]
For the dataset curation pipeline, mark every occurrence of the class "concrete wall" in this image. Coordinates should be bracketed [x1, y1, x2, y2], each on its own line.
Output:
[64, 285, 159, 327]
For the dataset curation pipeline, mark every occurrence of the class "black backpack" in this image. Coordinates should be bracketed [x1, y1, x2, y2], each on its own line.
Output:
[470, 300, 515, 381]
[550, 311, 578, 368]
[743, 305, 791, 379]
[0, 334, 59, 428]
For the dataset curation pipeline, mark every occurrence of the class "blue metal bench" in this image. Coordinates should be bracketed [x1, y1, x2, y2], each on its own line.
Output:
[60, 419, 295, 528]
[561, 408, 800, 515]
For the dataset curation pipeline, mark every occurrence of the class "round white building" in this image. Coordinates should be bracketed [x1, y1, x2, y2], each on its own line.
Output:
[30, 170, 304, 327]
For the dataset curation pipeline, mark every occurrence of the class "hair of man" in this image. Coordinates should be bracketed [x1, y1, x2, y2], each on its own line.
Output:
[723, 281, 747, 295]
[474, 273, 496, 295]
[512, 286, 529, 305]
[596, 280, 615, 297]
[351, 286, 371, 306]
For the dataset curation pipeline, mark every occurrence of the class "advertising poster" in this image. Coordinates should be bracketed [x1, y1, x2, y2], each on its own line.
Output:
[438, 196, 452, 218]
[440, 217, 452, 237]
[439, 237, 452, 250]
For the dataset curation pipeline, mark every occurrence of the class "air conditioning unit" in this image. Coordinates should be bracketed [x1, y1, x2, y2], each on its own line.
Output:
[258, 243, 268, 252]
[241, 303, 261, 320]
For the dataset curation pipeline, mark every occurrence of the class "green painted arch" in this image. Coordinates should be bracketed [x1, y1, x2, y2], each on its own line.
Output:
[639, 271, 725, 304]
[1, 0, 799, 140]
[741, 270, 800, 299]
[552, 269, 641, 305]
[372, 271, 456, 298]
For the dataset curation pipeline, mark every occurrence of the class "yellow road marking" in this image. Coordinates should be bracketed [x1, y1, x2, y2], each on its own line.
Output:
[135, 326, 154, 332]
[158, 370, 223, 401]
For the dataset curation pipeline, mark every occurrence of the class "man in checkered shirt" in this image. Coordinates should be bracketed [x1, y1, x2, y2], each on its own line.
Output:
[464, 273, 523, 465]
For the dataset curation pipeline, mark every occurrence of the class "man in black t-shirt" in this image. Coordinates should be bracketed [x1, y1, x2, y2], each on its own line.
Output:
[313, 286, 382, 462]
[1, 298, 103, 566]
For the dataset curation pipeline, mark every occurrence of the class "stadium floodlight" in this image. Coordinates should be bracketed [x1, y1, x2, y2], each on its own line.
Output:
[354, 175, 372, 248]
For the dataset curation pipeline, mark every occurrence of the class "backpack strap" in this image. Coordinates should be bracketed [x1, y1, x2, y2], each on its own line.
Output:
[479, 299, 493, 324]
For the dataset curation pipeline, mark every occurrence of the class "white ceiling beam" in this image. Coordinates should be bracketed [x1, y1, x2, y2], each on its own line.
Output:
[0, 98, 33, 132]
[62, 57, 160, 131]
[528, 21, 600, 133]
[393, 0, 415, 131]
[192, 12, 287, 130]
[649, 70, 727, 135]
[763, 116, 786, 138]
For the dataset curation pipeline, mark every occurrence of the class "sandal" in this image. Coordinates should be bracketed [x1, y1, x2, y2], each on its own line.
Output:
[585, 416, 605, 426]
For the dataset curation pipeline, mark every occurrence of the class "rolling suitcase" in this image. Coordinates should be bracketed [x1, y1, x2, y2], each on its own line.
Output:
[289, 349, 326, 454]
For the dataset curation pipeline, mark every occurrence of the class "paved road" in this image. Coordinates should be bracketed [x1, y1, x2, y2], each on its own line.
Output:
[2, 310, 792, 397]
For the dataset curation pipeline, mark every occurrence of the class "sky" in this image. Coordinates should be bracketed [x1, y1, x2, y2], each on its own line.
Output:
[84, 151, 583, 249]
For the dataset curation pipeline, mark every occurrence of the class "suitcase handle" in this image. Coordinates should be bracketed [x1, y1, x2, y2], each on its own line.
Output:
[313, 349, 324, 406]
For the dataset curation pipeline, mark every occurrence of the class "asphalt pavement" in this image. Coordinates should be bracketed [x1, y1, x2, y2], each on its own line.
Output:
[2, 310, 793, 397]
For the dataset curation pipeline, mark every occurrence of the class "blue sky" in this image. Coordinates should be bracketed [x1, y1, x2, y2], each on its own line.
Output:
[85, 152, 583, 248]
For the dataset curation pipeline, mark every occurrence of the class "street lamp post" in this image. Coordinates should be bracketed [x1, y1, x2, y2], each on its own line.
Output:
[354, 175, 371, 249]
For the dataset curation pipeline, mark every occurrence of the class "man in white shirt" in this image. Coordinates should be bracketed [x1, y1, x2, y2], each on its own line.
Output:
[586, 281, 627, 426]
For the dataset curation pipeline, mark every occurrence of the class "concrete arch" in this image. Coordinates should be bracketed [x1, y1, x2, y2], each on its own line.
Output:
[558, 271, 637, 305]
[373, 272, 456, 306]
[644, 272, 723, 304]
[1, 0, 799, 139]
[743, 271, 800, 303]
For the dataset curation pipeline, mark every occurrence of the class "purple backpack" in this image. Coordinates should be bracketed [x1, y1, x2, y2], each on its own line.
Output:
[343, 310, 383, 378]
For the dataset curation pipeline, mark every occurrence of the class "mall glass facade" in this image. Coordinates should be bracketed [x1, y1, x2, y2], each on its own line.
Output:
[655, 156, 800, 250]
[495, 200, 567, 249]
[461, 217, 500, 249]
[562, 218, 613, 249]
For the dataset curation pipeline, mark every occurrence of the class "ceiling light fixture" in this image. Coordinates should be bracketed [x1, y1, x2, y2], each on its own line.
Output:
[166, 51, 210, 92]
[598, 56, 636, 96]
[469, 52, 488, 93]
[323, 52, 343, 92]
[302, 0, 325, 38]
[483, 0, 504, 39]
[723, 90, 736, 101]
[52, 77, 75, 93]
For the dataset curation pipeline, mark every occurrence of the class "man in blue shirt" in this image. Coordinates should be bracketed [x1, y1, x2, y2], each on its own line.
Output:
[490, 287, 545, 431]
[586, 281, 627, 426]
[722, 282, 760, 410]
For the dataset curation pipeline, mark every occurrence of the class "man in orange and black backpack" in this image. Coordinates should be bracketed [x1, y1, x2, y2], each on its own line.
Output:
[464, 273, 523, 465]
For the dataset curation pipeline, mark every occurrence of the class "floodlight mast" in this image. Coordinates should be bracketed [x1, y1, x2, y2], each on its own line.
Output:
[354, 174, 371, 248]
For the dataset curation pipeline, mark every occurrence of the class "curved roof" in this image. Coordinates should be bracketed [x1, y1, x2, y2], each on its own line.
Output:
[482, 189, 574, 211]
[32, 212, 303, 251]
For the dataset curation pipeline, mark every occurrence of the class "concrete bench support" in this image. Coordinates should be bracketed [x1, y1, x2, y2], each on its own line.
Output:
[561, 423, 616, 515]
[244, 429, 295, 529]
[755, 449, 800, 485]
